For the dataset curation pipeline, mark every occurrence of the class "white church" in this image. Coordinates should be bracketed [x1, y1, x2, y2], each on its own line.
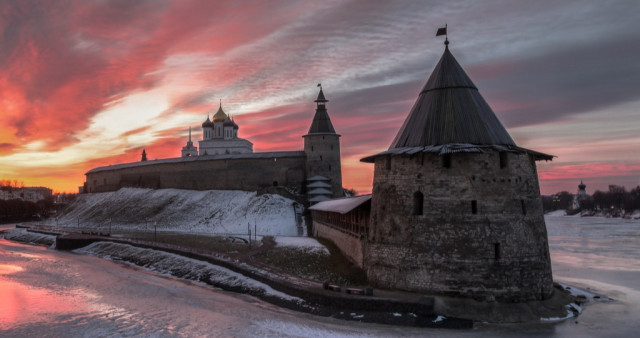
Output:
[181, 103, 253, 157]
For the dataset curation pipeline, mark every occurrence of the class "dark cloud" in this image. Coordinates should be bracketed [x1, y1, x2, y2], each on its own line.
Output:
[474, 34, 640, 127]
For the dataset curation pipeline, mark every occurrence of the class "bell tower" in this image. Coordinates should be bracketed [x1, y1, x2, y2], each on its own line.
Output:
[303, 86, 342, 198]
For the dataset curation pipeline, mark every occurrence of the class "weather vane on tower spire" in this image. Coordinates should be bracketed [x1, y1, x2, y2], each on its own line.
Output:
[436, 24, 448, 48]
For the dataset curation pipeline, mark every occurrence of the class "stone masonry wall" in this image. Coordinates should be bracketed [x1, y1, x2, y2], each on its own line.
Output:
[304, 134, 342, 197]
[364, 151, 553, 302]
[86, 154, 306, 194]
[313, 219, 364, 268]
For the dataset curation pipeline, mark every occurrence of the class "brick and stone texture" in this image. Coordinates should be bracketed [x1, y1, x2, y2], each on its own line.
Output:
[364, 151, 553, 302]
[86, 154, 306, 194]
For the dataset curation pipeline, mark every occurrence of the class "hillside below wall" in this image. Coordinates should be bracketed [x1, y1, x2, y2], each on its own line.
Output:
[86, 154, 306, 194]
[313, 220, 363, 268]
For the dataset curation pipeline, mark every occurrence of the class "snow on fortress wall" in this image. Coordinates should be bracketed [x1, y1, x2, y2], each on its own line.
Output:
[85, 152, 306, 194]
[58, 188, 301, 236]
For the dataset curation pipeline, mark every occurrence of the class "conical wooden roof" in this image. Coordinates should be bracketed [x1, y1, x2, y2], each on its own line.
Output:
[306, 88, 337, 134]
[361, 44, 553, 163]
[390, 46, 515, 148]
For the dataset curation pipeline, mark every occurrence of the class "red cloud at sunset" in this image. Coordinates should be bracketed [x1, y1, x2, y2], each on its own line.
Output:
[0, 1, 638, 195]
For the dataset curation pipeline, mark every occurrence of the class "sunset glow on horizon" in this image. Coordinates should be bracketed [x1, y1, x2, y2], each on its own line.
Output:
[1, 0, 639, 195]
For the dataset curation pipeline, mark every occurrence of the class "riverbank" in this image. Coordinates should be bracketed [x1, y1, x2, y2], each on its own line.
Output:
[1, 225, 581, 328]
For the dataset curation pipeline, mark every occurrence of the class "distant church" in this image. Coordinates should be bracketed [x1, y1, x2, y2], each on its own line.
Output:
[311, 38, 554, 302]
[180, 102, 253, 157]
[85, 87, 343, 201]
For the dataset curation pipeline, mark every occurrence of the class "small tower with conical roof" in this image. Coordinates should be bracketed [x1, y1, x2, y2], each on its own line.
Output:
[141, 149, 147, 162]
[303, 86, 343, 198]
[360, 39, 554, 302]
[181, 127, 198, 157]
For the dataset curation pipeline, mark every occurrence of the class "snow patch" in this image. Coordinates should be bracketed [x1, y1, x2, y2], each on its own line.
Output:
[2, 228, 56, 247]
[56, 188, 302, 236]
[274, 237, 329, 255]
[74, 241, 303, 303]
[432, 315, 446, 323]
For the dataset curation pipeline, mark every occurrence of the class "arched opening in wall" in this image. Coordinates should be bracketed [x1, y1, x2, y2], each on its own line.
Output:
[443, 154, 451, 168]
[412, 191, 424, 215]
[500, 152, 508, 169]
[494, 243, 501, 260]
[273, 181, 278, 187]
[471, 200, 478, 214]
[521, 199, 527, 215]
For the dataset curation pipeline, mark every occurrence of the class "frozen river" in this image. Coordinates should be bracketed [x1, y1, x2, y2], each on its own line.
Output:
[1, 215, 639, 337]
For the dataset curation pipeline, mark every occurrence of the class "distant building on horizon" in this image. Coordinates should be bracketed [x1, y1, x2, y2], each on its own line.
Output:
[84, 87, 344, 201]
[0, 185, 52, 203]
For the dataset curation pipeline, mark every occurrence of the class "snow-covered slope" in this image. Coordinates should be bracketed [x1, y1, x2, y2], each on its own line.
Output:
[57, 188, 301, 236]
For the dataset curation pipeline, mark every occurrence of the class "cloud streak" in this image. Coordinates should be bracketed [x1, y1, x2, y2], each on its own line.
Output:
[0, 0, 638, 195]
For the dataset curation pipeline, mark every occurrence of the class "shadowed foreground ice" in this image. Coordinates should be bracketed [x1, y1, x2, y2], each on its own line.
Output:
[1, 214, 639, 337]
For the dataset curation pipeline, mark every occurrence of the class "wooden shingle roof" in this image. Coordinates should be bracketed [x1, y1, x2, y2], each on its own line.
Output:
[361, 44, 553, 162]
[390, 46, 515, 148]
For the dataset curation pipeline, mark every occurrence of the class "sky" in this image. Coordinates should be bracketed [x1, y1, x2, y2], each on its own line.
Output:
[1, 0, 639, 195]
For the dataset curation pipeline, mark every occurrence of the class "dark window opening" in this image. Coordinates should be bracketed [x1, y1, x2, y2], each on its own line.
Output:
[521, 199, 527, 215]
[385, 156, 391, 170]
[273, 181, 278, 187]
[494, 243, 501, 260]
[500, 152, 508, 168]
[329, 165, 332, 171]
[443, 154, 451, 168]
[471, 200, 478, 214]
[320, 155, 323, 161]
[412, 191, 424, 215]
[311, 146, 314, 151]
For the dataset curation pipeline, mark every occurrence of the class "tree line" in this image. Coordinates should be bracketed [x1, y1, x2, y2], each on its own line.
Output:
[542, 185, 640, 212]
[0, 198, 54, 223]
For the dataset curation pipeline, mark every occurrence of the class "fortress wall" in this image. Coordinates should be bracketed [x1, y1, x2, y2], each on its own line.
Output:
[86, 154, 306, 193]
[364, 151, 553, 302]
[312, 219, 364, 268]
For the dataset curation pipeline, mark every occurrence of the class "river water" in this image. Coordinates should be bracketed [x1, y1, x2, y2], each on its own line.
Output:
[1, 215, 639, 337]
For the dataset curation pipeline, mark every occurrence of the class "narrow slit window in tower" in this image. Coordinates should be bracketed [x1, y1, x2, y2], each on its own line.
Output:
[471, 200, 478, 214]
[412, 191, 424, 215]
[500, 152, 508, 168]
[521, 199, 527, 215]
[443, 154, 451, 168]
[385, 156, 391, 170]
[494, 243, 501, 260]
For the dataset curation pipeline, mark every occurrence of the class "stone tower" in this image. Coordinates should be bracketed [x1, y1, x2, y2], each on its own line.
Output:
[360, 41, 554, 302]
[303, 87, 343, 198]
[181, 127, 198, 157]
